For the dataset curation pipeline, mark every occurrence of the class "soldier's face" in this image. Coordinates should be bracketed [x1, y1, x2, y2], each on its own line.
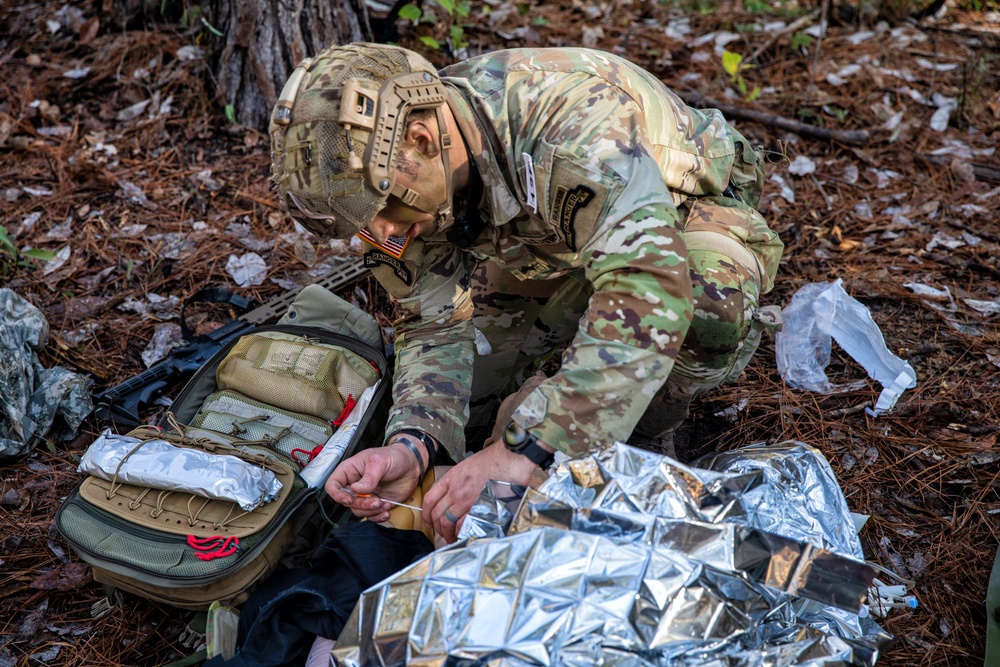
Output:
[366, 196, 439, 245]
[365, 142, 447, 244]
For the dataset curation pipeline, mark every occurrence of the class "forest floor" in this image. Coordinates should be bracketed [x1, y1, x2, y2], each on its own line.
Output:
[1, 0, 999, 665]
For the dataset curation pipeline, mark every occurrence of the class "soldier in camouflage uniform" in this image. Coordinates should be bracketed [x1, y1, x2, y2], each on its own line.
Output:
[269, 43, 783, 542]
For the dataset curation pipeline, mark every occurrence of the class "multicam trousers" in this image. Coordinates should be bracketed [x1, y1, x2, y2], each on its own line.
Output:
[464, 194, 782, 450]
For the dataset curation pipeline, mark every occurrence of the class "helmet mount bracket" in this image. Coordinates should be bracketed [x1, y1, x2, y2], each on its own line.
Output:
[361, 70, 455, 228]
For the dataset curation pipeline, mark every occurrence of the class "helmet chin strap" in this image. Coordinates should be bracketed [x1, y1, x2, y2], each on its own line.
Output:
[387, 106, 455, 233]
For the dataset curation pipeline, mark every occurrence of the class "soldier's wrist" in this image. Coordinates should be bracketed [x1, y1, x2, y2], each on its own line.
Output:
[395, 428, 438, 469]
[502, 422, 555, 469]
[389, 429, 438, 478]
[389, 436, 427, 479]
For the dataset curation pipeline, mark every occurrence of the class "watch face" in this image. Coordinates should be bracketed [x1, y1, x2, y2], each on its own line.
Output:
[502, 423, 553, 468]
[504, 422, 528, 448]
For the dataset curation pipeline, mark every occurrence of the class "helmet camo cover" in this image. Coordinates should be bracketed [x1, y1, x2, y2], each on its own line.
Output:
[269, 43, 449, 239]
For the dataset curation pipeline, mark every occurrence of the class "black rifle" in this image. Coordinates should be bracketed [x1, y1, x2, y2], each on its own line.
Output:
[93, 259, 369, 428]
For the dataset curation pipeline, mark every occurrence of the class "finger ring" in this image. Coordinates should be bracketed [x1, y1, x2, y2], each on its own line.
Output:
[443, 507, 460, 523]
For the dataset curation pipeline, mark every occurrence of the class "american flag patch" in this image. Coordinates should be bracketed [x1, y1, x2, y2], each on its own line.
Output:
[356, 229, 411, 259]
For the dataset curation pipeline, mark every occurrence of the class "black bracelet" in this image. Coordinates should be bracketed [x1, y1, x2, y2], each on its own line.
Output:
[394, 437, 426, 480]
[396, 428, 438, 470]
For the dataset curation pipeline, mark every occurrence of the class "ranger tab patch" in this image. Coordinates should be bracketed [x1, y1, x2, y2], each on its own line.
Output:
[551, 184, 595, 251]
[363, 250, 412, 285]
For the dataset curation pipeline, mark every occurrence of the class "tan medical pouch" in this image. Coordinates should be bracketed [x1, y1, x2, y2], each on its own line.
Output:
[216, 332, 380, 421]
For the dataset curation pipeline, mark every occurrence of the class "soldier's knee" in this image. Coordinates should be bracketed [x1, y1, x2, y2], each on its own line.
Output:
[681, 195, 782, 295]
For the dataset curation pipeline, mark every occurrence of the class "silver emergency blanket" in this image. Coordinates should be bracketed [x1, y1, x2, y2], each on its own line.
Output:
[334, 442, 891, 667]
[695, 442, 865, 561]
[78, 429, 283, 511]
[459, 480, 527, 540]
[1, 289, 92, 461]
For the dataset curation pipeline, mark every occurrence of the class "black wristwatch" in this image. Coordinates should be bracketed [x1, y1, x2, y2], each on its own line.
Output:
[503, 422, 554, 469]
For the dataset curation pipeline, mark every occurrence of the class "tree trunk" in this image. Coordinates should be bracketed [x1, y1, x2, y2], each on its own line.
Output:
[209, 0, 374, 131]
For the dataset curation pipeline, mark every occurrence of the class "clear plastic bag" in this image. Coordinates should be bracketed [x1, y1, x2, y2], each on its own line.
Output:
[775, 279, 916, 414]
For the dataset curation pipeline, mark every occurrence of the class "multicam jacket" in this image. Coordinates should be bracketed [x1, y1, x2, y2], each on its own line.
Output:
[363, 48, 766, 460]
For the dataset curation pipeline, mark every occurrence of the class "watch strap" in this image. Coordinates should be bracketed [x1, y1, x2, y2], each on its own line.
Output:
[503, 423, 554, 469]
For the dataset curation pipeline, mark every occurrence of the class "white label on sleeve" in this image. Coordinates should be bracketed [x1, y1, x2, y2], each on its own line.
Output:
[521, 152, 538, 214]
[473, 327, 493, 356]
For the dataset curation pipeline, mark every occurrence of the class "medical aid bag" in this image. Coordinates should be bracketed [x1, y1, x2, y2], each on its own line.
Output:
[56, 322, 389, 610]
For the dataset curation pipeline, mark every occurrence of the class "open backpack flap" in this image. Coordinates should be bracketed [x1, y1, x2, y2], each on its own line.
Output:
[56, 323, 390, 610]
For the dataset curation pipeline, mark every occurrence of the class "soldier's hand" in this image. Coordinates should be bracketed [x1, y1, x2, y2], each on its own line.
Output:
[423, 438, 538, 543]
[325, 441, 424, 523]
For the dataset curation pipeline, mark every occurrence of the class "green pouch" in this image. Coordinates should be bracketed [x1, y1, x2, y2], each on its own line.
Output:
[55, 459, 305, 610]
[191, 389, 334, 467]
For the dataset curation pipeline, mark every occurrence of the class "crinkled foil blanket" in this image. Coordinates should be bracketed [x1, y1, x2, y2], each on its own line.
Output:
[334, 442, 892, 666]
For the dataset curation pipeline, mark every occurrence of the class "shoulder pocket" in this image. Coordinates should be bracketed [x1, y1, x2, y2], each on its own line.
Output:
[540, 140, 622, 252]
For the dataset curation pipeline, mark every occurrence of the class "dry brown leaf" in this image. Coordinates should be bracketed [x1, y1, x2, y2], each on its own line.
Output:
[830, 224, 864, 251]
[988, 90, 1000, 119]
[29, 563, 92, 591]
[79, 16, 99, 44]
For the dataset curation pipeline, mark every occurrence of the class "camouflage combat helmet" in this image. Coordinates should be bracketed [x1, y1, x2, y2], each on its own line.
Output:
[269, 43, 454, 239]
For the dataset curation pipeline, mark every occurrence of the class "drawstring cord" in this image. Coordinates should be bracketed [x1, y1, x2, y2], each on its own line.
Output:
[186, 535, 239, 561]
[290, 445, 323, 466]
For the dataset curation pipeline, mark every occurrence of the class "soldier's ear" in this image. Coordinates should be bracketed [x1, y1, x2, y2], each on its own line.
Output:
[404, 118, 441, 160]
